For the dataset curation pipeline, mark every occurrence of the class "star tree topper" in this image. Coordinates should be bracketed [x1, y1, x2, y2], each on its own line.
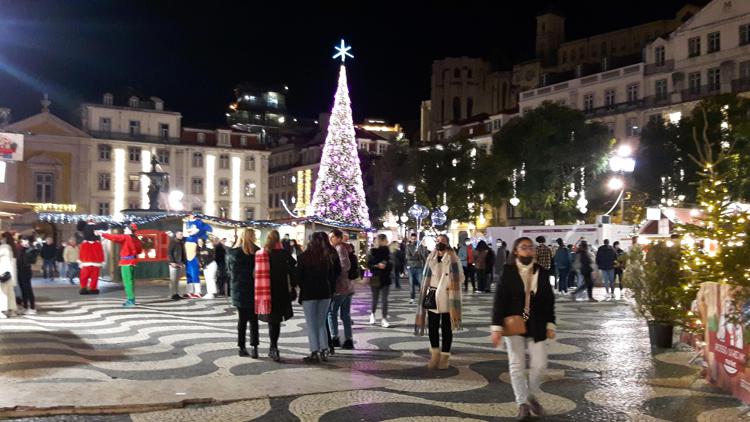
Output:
[333, 39, 353, 63]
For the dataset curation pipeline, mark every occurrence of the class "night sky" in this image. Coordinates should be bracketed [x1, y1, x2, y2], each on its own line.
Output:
[0, 0, 706, 134]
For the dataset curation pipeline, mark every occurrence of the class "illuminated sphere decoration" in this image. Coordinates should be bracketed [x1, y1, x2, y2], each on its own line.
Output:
[431, 209, 447, 226]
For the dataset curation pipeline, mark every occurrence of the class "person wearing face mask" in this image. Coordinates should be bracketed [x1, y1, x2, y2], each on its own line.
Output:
[414, 234, 463, 370]
[491, 237, 556, 420]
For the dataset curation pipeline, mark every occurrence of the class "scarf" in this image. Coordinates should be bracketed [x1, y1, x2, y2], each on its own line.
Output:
[254, 249, 272, 315]
[516, 259, 538, 315]
[414, 250, 463, 336]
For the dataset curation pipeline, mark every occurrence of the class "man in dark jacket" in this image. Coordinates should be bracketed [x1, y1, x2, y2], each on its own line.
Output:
[595, 239, 618, 301]
[213, 237, 228, 297]
[40, 237, 57, 279]
[168, 231, 187, 300]
[404, 232, 427, 304]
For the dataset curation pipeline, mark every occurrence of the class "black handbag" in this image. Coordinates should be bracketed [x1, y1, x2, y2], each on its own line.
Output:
[423, 287, 437, 310]
[0, 272, 11, 283]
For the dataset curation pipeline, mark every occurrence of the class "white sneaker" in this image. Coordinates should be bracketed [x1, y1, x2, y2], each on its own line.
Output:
[409, 299, 415, 304]
[381, 318, 390, 328]
[369, 313, 376, 325]
[26, 309, 37, 315]
[203, 294, 215, 299]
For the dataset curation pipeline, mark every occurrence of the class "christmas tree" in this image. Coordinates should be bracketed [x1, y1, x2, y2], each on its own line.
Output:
[308, 41, 371, 228]
[677, 103, 750, 333]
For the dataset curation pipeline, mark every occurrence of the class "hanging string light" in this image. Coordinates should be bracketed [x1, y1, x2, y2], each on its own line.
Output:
[576, 167, 588, 213]
[510, 168, 520, 207]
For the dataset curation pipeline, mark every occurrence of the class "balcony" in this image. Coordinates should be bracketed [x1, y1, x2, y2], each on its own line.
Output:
[644, 60, 675, 75]
[583, 100, 644, 118]
[89, 130, 180, 145]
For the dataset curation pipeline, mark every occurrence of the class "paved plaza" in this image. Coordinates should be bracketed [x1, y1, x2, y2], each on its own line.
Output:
[0, 279, 746, 421]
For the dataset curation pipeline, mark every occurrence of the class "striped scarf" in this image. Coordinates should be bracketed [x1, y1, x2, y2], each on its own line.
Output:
[254, 249, 272, 315]
[414, 250, 463, 336]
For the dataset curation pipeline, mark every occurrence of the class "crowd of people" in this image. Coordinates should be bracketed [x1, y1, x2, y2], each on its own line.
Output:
[0, 224, 628, 420]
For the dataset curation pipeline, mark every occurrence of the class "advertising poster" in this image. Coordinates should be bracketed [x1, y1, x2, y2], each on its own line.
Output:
[0, 133, 23, 161]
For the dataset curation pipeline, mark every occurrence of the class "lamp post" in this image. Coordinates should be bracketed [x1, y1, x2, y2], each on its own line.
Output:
[607, 145, 636, 223]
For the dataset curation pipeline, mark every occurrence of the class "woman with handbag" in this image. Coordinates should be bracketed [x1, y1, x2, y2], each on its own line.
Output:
[490, 237, 556, 420]
[254, 230, 297, 362]
[367, 234, 393, 328]
[414, 234, 463, 370]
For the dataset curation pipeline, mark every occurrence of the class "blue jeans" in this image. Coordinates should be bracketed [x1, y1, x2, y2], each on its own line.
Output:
[328, 293, 353, 340]
[303, 298, 331, 352]
[557, 267, 570, 292]
[408, 267, 423, 300]
[43, 259, 56, 279]
[601, 269, 615, 293]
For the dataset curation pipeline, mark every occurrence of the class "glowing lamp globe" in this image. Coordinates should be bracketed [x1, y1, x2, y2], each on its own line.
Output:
[509, 197, 520, 207]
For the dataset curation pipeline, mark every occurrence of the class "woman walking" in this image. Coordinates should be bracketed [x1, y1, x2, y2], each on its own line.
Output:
[328, 229, 355, 350]
[228, 229, 260, 358]
[474, 240, 491, 293]
[254, 230, 297, 362]
[0, 232, 18, 318]
[414, 234, 462, 370]
[570, 241, 597, 302]
[298, 232, 340, 362]
[63, 238, 79, 286]
[367, 234, 392, 328]
[491, 237, 556, 420]
[16, 237, 39, 315]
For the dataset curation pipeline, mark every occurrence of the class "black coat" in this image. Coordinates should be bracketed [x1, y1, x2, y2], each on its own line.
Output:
[262, 248, 297, 323]
[228, 247, 255, 309]
[297, 252, 339, 302]
[168, 239, 186, 264]
[492, 263, 556, 343]
[40, 244, 57, 260]
[367, 246, 392, 287]
[214, 243, 226, 266]
[595, 245, 617, 270]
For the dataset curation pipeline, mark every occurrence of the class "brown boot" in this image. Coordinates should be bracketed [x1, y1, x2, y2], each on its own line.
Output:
[427, 348, 440, 369]
[438, 352, 451, 369]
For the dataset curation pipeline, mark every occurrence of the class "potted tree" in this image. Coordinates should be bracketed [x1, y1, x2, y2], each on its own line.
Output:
[625, 241, 687, 349]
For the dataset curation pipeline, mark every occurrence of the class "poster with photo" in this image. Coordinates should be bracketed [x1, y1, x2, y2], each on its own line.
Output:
[0, 133, 23, 161]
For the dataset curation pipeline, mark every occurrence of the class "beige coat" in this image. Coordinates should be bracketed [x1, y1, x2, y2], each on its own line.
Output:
[63, 245, 79, 263]
[425, 251, 463, 314]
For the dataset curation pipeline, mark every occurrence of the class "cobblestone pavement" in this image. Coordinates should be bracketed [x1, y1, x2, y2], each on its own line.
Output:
[1, 278, 746, 421]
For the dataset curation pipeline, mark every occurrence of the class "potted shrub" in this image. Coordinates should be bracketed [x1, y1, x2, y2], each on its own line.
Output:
[625, 241, 687, 349]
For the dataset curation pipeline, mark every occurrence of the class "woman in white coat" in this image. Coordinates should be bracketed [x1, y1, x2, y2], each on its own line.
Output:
[0, 232, 18, 318]
[414, 234, 463, 370]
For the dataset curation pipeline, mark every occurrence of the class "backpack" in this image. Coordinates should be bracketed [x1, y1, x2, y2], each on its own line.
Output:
[347, 250, 360, 280]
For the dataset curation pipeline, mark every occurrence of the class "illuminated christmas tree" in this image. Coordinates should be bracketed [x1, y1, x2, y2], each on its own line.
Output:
[677, 103, 750, 333]
[308, 40, 371, 228]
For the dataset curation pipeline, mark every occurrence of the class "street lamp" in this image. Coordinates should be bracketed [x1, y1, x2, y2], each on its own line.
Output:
[396, 184, 405, 193]
[606, 145, 635, 222]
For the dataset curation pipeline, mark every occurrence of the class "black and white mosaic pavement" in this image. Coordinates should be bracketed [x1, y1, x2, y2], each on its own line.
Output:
[0, 279, 745, 421]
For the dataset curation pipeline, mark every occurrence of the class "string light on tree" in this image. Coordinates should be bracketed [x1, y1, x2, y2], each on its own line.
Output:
[510, 168, 520, 207]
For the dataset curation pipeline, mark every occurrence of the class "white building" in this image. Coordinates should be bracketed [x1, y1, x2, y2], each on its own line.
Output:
[2, 93, 270, 222]
[519, 0, 750, 142]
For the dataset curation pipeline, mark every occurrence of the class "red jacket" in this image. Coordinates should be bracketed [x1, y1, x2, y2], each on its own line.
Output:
[102, 233, 143, 266]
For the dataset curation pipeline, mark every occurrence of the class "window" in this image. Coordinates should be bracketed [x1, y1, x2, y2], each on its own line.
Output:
[740, 61, 750, 80]
[192, 205, 203, 213]
[219, 207, 228, 219]
[129, 120, 141, 136]
[275, 193, 280, 208]
[688, 36, 701, 57]
[466, 97, 473, 117]
[99, 117, 111, 133]
[98, 173, 111, 191]
[128, 200, 139, 210]
[103, 93, 113, 106]
[708, 31, 721, 53]
[159, 123, 169, 140]
[34, 173, 54, 202]
[128, 147, 141, 162]
[453, 68, 460, 78]
[192, 152, 203, 167]
[191, 178, 203, 194]
[655, 79, 668, 100]
[606, 122, 615, 136]
[218, 132, 230, 147]
[602, 56, 609, 71]
[583, 93, 594, 111]
[708, 67, 721, 91]
[157, 149, 170, 165]
[98, 144, 111, 161]
[219, 154, 230, 169]
[128, 175, 140, 192]
[605, 89, 616, 107]
[492, 119, 501, 130]
[245, 156, 256, 171]
[741, 24, 750, 46]
[244, 181, 256, 197]
[219, 178, 230, 196]
[452, 97, 461, 121]
[197, 133, 206, 144]
[98, 202, 110, 216]
[654, 46, 665, 66]
[541, 74, 549, 86]
[268, 194, 273, 208]
[467, 69, 472, 78]
[626, 118, 640, 137]
[240, 135, 247, 146]
[128, 96, 138, 108]
[245, 207, 255, 220]
[688, 71, 702, 94]
[377, 143, 387, 155]
[627, 83, 639, 103]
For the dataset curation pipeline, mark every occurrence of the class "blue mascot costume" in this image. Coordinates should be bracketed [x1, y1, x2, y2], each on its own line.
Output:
[184, 214, 212, 298]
